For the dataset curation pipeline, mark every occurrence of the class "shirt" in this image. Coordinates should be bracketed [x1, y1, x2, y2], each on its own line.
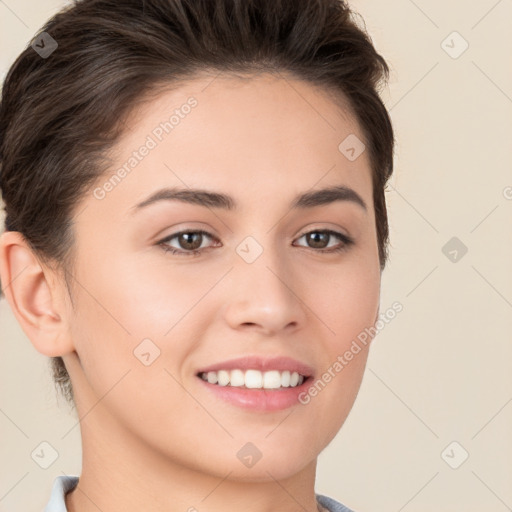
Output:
[44, 475, 356, 512]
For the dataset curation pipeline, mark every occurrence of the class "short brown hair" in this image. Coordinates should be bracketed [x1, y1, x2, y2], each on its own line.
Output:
[0, 0, 395, 405]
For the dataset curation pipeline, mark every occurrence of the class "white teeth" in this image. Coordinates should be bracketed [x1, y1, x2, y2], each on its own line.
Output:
[230, 369, 245, 387]
[217, 370, 230, 386]
[263, 370, 282, 389]
[245, 369, 262, 388]
[199, 369, 307, 389]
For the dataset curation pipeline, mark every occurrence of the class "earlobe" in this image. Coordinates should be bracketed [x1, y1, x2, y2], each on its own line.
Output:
[0, 231, 74, 357]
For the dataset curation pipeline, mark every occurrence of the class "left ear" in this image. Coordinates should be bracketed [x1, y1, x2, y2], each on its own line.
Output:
[0, 231, 75, 357]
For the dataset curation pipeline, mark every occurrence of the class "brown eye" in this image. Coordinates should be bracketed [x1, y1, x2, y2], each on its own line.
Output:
[177, 232, 203, 250]
[158, 230, 219, 256]
[305, 231, 329, 249]
[294, 229, 354, 253]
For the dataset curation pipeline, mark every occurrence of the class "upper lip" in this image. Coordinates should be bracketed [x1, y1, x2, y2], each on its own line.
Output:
[196, 356, 314, 377]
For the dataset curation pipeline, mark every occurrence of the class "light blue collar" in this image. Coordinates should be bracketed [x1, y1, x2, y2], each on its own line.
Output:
[44, 475, 355, 512]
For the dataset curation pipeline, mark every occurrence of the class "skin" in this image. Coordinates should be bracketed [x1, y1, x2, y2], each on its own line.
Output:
[0, 72, 381, 512]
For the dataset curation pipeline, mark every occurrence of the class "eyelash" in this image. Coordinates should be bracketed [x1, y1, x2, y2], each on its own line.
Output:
[157, 229, 354, 257]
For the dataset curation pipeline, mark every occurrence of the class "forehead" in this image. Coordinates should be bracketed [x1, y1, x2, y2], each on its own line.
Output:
[82, 72, 373, 218]
[123, 71, 364, 153]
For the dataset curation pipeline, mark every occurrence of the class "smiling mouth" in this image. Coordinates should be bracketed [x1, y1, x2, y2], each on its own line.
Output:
[196, 369, 310, 389]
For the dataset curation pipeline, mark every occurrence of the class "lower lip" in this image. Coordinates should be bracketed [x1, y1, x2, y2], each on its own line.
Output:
[196, 375, 311, 412]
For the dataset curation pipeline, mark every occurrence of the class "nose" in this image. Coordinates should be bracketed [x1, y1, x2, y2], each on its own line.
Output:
[222, 248, 307, 336]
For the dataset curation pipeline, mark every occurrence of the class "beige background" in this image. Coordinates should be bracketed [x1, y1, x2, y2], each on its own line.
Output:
[1, 1, 511, 511]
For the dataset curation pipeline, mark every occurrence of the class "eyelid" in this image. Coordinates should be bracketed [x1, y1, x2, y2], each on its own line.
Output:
[294, 228, 354, 249]
[296, 224, 351, 240]
[158, 229, 220, 250]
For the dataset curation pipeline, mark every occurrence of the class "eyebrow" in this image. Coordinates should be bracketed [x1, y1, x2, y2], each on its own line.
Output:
[130, 185, 367, 214]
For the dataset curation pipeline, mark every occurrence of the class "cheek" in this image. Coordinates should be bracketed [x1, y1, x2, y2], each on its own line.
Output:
[73, 249, 203, 341]
[298, 257, 379, 430]
[99, 251, 221, 333]
[67, 274, 202, 451]
[66, 256, 167, 396]
[312, 258, 380, 346]
[67, 251, 216, 398]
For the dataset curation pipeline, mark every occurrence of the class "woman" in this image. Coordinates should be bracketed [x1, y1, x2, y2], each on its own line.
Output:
[0, 0, 394, 510]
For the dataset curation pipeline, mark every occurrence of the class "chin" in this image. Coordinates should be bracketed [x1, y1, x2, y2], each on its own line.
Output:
[214, 447, 316, 482]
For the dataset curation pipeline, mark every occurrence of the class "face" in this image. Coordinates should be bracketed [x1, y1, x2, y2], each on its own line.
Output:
[62, 72, 381, 481]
